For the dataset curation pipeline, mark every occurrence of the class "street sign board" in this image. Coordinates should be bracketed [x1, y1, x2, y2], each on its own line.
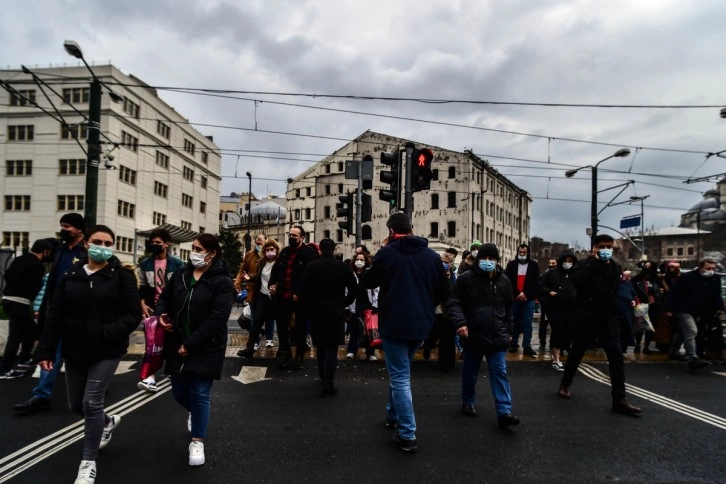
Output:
[620, 216, 641, 229]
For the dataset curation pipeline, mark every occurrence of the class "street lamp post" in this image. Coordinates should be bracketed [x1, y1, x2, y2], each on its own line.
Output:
[565, 148, 631, 246]
[629, 195, 650, 255]
[63, 40, 122, 227]
[246, 171, 252, 252]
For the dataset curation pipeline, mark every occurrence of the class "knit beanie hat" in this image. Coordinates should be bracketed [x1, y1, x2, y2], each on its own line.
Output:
[476, 243, 500, 261]
[469, 240, 482, 251]
[60, 212, 86, 231]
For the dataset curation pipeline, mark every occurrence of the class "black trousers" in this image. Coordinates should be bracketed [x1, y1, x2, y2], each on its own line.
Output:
[274, 297, 308, 357]
[0, 300, 35, 372]
[316, 345, 338, 392]
[539, 303, 550, 345]
[561, 334, 626, 401]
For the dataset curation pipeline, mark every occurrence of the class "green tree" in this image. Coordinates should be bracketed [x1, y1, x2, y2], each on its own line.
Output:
[217, 227, 243, 277]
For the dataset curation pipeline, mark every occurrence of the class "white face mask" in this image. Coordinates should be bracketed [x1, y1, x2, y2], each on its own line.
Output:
[190, 252, 209, 269]
[470, 250, 478, 258]
[517, 255, 527, 261]
[701, 270, 715, 277]
[354, 260, 365, 269]
[562, 262, 573, 270]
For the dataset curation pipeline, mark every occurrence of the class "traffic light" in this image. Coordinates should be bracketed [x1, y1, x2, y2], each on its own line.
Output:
[379, 149, 401, 209]
[336, 192, 354, 235]
[360, 191, 372, 223]
[410, 148, 434, 192]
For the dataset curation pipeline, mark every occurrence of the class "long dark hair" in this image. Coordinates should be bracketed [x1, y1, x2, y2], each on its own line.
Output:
[195, 233, 222, 263]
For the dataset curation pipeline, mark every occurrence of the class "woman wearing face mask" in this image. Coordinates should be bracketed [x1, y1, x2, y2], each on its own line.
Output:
[345, 252, 379, 361]
[37, 225, 142, 484]
[540, 251, 578, 370]
[155, 233, 234, 467]
[238, 239, 281, 359]
[447, 243, 520, 429]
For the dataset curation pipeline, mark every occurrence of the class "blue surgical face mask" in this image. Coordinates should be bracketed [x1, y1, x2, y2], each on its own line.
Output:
[88, 244, 113, 263]
[598, 248, 613, 261]
[442, 262, 450, 271]
[478, 260, 496, 272]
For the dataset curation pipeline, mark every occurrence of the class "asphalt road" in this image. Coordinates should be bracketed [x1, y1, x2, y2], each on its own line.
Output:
[0, 353, 724, 484]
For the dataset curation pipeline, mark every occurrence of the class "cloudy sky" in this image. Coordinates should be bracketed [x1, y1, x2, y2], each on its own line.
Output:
[2, 0, 725, 247]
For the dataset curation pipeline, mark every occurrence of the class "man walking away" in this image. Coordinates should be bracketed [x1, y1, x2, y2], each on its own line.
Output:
[363, 213, 450, 453]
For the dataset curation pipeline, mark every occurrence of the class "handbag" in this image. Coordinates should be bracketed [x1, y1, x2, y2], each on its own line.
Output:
[633, 303, 654, 333]
[363, 309, 382, 348]
[139, 315, 165, 379]
[237, 303, 252, 330]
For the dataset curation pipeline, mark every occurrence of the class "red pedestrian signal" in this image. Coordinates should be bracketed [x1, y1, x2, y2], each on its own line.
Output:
[410, 148, 434, 192]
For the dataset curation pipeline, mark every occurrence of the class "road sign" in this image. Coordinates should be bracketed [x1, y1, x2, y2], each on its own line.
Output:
[620, 215, 641, 229]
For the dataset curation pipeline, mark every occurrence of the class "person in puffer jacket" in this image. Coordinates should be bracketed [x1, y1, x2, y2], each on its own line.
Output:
[447, 243, 520, 430]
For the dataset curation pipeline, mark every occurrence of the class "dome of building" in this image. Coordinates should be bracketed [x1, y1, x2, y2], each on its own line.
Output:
[685, 197, 719, 214]
[700, 208, 726, 222]
[250, 201, 286, 219]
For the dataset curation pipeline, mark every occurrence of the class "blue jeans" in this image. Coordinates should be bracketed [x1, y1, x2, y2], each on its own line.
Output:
[382, 338, 421, 440]
[170, 373, 213, 440]
[675, 313, 699, 361]
[511, 300, 535, 348]
[33, 342, 63, 400]
[461, 349, 512, 417]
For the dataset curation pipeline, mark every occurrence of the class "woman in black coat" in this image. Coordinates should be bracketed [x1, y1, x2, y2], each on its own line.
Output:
[156, 234, 233, 467]
[38, 224, 141, 484]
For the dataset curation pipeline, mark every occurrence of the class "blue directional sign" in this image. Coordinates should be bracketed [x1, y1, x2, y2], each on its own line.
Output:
[620, 216, 641, 229]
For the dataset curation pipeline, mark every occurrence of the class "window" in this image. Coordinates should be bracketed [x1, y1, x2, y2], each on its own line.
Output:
[200, 201, 206, 213]
[6, 160, 32, 176]
[155, 151, 169, 169]
[123, 98, 140, 118]
[305, 208, 311, 220]
[182, 193, 193, 208]
[154, 181, 168, 198]
[447, 192, 456, 208]
[153, 212, 167, 225]
[60, 123, 88, 140]
[2, 231, 29, 248]
[121, 131, 138, 151]
[62, 87, 90, 104]
[324, 206, 331, 218]
[201, 152, 208, 164]
[183, 166, 195, 182]
[306, 187, 312, 197]
[10, 90, 35, 106]
[337, 162, 343, 172]
[447, 221, 456, 237]
[199, 226, 205, 233]
[156, 120, 170, 139]
[200, 176, 207, 189]
[448, 166, 456, 179]
[116, 236, 134, 253]
[295, 189, 301, 198]
[7, 125, 34, 141]
[183, 139, 195, 155]
[294, 209, 301, 221]
[338, 183, 344, 193]
[431, 194, 439, 209]
[688, 246, 694, 255]
[323, 230, 331, 239]
[180, 221, 192, 231]
[57, 195, 84, 211]
[59, 159, 86, 175]
[117, 200, 136, 218]
[430, 222, 439, 238]
[4, 195, 31, 211]
[119, 165, 137, 186]
[325, 185, 331, 195]
[325, 164, 331, 174]
[432, 169, 439, 181]
[362, 225, 372, 240]
[336, 229, 343, 243]
[179, 249, 190, 260]
[677, 247, 684, 256]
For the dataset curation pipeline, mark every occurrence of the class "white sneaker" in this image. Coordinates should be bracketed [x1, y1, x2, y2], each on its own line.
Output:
[74, 460, 96, 484]
[552, 361, 565, 372]
[368, 355, 378, 361]
[137, 378, 158, 393]
[99, 415, 121, 449]
[265, 340, 274, 348]
[346, 353, 354, 359]
[253, 342, 260, 351]
[187, 412, 192, 433]
[189, 441, 205, 466]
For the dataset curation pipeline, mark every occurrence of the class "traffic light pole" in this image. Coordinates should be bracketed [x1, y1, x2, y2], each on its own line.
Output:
[404, 141, 415, 219]
[85, 77, 102, 227]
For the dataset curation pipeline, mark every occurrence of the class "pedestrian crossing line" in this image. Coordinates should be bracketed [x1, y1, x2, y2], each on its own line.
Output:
[0, 379, 172, 483]
[578, 364, 726, 431]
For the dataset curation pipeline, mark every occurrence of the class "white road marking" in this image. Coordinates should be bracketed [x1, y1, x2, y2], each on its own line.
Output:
[232, 366, 271, 384]
[115, 361, 136, 375]
[578, 363, 726, 431]
[0, 378, 172, 483]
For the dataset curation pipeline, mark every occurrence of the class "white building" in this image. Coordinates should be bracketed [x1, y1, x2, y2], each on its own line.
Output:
[0, 65, 221, 263]
[286, 131, 531, 263]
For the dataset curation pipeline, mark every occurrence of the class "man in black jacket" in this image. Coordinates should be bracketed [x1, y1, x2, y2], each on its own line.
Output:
[558, 234, 642, 416]
[269, 224, 318, 370]
[0, 239, 53, 379]
[504, 244, 540, 357]
[301, 239, 357, 396]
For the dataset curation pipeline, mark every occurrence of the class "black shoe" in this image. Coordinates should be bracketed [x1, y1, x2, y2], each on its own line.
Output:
[612, 398, 642, 415]
[14, 396, 51, 414]
[633, 346, 641, 354]
[507, 344, 519, 354]
[385, 418, 398, 430]
[237, 348, 254, 359]
[461, 403, 477, 417]
[688, 358, 710, 370]
[523, 346, 537, 357]
[422, 346, 431, 360]
[391, 433, 417, 453]
[320, 387, 339, 397]
[498, 413, 520, 428]
[294, 354, 306, 370]
[277, 357, 294, 370]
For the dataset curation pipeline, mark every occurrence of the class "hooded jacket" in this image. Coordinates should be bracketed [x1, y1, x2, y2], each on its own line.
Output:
[155, 258, 234, 379]
[363, 235, 450, 341]
[504, 253, 540, 300]
[447, 264, 514, 352]
[539, 250, 579, 310]
[37, 256, 141, 364]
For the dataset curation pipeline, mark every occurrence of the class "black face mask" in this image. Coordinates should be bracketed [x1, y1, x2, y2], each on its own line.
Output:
[59, 229, 74, 243]
[149, 245, 164, 256]
[288, 237, 299, 248]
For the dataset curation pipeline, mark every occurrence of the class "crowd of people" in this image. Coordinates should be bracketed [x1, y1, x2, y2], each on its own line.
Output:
[1, 211, 723, 481]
